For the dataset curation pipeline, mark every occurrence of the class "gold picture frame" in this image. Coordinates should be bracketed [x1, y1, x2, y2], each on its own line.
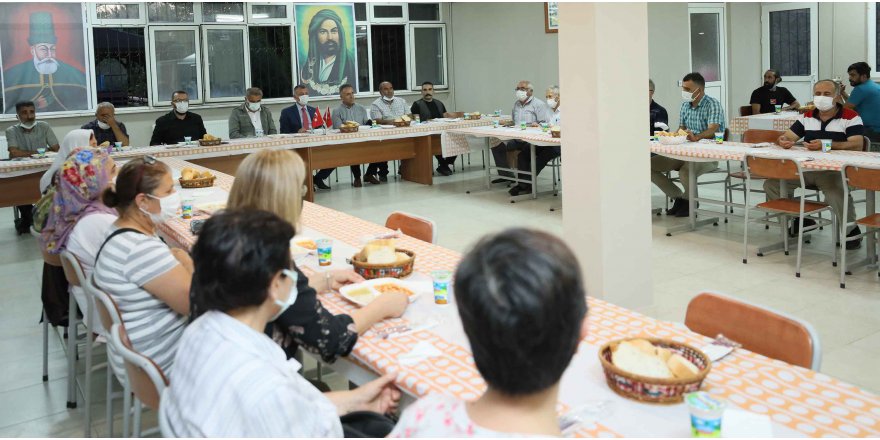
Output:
[545, 2, 558, 33]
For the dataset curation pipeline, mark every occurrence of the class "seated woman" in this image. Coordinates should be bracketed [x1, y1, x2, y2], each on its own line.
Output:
[94, 156, 193, 375]
[36, 129, 96, 329]
[226, 149, 409, 363]
[39, 146, 118, 329]
[160, 209, 401, 437]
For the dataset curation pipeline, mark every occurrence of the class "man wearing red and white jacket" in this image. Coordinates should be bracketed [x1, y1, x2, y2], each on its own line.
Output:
[767, 79, 864, 249]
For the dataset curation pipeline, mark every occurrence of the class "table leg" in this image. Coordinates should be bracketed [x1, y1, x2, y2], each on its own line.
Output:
[530, 144, 537, 199]
[868, 190, 877, 264]
[485, 140, 491, 190]
[689, 164, 696, 229]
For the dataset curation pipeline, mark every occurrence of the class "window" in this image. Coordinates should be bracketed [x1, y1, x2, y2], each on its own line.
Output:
[93, 28, 149, 107]
[249, 26, 293, 99]
[94, 3, 146, 24]
[148, 2, 195, 23]
[354, 3, 368, 22]
[768, 9, 811, 76]
[150, 27, 202, 103]
[248, 3, 291, 23]
[202, 2, 244, 23]
[371, 25, 407, 90]
[689, 13, 721, 82]
[409, 25, 446, 88]
[371, 3, 407, 22]
[408, 3, 440, 21]
[356, 25, 371, 92]
[203, 27, 248, 100]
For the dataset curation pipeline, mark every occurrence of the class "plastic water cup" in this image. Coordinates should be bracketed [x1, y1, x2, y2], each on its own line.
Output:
[493, 120, 499, 128]
[255, 129, 264, 137]
[114, 141, 122, 152]
[821, 139, 832, 152]
[652, 130, 662, 142]
[316, 238, 333, 266]
[494, 109, 501, 116]
[520, 122, 526, 130]
[686, 392, 725, 438]
[181, 199, 193, 219]
[774, 104, 782, 114]
[184, 136, 192, 145]
[432, 270, 452, 304]
[36, 147, 46, 157]
[714, 132, 724, 144]
[541, 123, 550, 133]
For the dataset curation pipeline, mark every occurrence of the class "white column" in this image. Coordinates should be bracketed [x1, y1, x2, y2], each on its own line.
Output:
[559, 3, 654, 310]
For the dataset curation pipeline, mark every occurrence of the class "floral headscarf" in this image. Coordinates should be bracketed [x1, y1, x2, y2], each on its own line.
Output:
[39, 147, 117, 254]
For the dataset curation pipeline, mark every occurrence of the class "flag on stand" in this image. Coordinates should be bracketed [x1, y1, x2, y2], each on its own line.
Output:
[324, 107, 333, 128]
[312, 107, 324, 129]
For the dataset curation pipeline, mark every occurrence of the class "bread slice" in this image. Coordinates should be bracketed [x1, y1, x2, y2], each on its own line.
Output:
[612, 342, 673, 379]
[655, 347, 674, 362]
[627, 339, 657, 355]
[667, 354, 700, 380]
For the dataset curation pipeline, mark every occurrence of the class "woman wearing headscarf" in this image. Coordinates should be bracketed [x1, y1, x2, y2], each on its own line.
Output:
[39, 147, 118, 329]
[36, 130, 98, 327]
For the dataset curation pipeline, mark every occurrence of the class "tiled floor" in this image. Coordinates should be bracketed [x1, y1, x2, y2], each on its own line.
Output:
[0, 157, 877, 436]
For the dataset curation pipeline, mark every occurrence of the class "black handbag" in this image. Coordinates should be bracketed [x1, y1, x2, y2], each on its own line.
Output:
[340, 411, 397, 438]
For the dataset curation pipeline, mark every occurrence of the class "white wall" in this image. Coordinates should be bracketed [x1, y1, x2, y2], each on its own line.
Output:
[648, 3, 690, 130]
[727, 3, 762, 119]
[819, 2, 870, 80]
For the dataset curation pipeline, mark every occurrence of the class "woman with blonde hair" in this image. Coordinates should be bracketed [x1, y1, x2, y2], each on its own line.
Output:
[227, 149, 408, 364]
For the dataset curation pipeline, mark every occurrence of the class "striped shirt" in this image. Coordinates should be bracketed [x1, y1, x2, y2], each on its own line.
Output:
[790, 106, 864, 142]
[370, 96, 409, 120]
[512, 97, 553, 125]
[93, 229, 184, 375]
[679, 95, 726, 134]
[159, 311, 343, 437]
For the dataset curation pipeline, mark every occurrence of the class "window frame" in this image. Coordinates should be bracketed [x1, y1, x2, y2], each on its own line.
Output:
[87, 26, 154, 113]
[147, 2, 201, 24]
[408, 23, 448, 90]
[90, 2, 148, 26]
[354, 23, 375, 94]
[369, 2, 408, 24]
[247, 24, 298, 103]
[201, 25, 251, 103]
[407, 3, 443, 23]
[868, 2, 878, 78]
[149, 25, 204, 106]
[200, 2, 246, 24]
[246, 2, 293, 25]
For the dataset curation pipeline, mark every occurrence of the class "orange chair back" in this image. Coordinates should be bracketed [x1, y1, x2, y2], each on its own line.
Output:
[844, 164, 880, 192]
[739, 105, 754, 117]
[742, 129, 784, 144]
[685, 292, 818, 369]
[745, 155, 799, 181]
[115, 325, 168, 410]
[385, 211, 436, 244]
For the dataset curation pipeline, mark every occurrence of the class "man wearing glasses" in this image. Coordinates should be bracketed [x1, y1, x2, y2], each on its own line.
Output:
[150, 90, 207, 145]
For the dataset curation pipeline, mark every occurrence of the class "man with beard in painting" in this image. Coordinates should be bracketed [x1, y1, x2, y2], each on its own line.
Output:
[299, 9, 356, 96]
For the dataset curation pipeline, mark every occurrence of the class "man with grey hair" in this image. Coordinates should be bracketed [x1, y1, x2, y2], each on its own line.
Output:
[229, 87, 277, 139]
[491, 80, 553, 183]
[366, 81, 409, 182]
[765, 78, 864, 249]
[649, 79, 669, 135]
[81, 101, 129, 146]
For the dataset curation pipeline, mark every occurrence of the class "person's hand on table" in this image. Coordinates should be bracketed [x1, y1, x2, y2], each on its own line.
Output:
[298, 127, 308, 133]
[804, 140, 822, 151]
[327, 269, 365, 291]
[777, 136, 795, 149]
[327, 373, 401, 416]
[685, 130, 700, 142]
[368, 291, 409, 319]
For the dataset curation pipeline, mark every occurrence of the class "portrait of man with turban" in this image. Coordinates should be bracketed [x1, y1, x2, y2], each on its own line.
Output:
[297, 7, 356, 96]
[2, 10, 88, 113]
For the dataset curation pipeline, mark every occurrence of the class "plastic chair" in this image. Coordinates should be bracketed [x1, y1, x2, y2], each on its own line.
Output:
[685, 291, 821, 370]
[840, 163, 880, 288]
[742, 154, 838, 277]
[385, 211, 437, 244]
[89, 277, 133, 438]
[109, 324, 168, 437]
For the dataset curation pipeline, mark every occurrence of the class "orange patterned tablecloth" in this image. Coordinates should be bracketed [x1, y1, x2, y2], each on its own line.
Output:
[730, 112, 800, 135]
[651, 141, 880, 171]
[157, 157, 880, 437]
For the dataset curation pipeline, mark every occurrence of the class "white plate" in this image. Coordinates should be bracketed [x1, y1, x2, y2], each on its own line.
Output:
[339, 278, 424, 307]
[291, 133, 313, 137]
[290, 237, 317, 258]
[378, 124, 396, 129]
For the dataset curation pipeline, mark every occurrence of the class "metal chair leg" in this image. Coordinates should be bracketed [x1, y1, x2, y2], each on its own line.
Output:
[42, 310, 48, 382]
[66, 292, 78, 408]
[106, 371, 114, 436]
[122, 384, 131, 438]
[796, 214, 805, 277]
[132, 399, 142, 438]
[84, 302, 95, 437]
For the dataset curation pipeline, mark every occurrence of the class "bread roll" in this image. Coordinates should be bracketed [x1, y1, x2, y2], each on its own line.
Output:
[627, 339, 657, 355]
[655, 347, 674, 362]
[181, 169, 196, 180]
[612, 342, 673, 379]
[667, 354, 700, 380]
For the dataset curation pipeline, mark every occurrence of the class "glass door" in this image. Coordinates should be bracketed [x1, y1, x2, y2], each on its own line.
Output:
[689, 4, 727, 113]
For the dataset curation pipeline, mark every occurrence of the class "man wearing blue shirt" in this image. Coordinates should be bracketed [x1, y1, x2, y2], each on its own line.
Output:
[841, 62, 880, 148]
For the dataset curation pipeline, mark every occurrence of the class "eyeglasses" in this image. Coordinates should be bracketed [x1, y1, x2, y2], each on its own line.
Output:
[133, 155, 158, 193]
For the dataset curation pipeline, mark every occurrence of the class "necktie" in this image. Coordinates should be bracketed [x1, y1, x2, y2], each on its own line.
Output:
[300, 106, 309, 129]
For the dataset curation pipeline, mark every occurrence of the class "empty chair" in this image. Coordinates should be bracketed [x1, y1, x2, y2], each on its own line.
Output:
[385, 211, 437, 244]
[685, 292, 821, 370]
[110, 323, 169, 437]
[725, 130, 787, 210]
[742, 154, 838, 277]
[840, 163, 880, 288]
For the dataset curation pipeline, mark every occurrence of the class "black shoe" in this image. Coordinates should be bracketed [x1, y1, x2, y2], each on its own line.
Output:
[352, 177, 363, 188]
[508, 185, 523, 196]
[491, 178, 507, 184]
[436, 166, 452, 176]
[674, 200, 698, 217]
[365, 175, 381, 185]
[379, 174, 388, 182]
[788, 218, 817, 238]
[315, 179, 331, 190]
[666, 198, 686, 216]
[846, 226, 863, 250]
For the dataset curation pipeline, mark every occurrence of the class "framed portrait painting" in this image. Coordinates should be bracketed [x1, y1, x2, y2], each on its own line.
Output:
[545, 2, 558, 34]
[294, 3, 358, 96]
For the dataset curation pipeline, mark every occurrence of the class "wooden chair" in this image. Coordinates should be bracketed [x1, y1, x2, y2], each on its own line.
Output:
[742, 154, 837, 277]
[110, 324, 168, 437]
[739, 105, 754, 117]
[385, 211, 437, 244]
[840, 163, 880, 288]
[685, 292, 821, 370]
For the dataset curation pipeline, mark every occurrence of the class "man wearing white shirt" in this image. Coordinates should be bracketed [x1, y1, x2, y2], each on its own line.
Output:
[228, 87, 277, 139]
[509, 85, 561, 196]
[366, 81, 408, 183]
[492, 80, 553, 183]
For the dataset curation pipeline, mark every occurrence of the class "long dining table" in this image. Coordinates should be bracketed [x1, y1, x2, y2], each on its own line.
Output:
[153, 155, 880, 438]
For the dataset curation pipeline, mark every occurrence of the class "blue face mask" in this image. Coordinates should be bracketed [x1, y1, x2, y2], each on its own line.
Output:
[270, 269, 298, 321]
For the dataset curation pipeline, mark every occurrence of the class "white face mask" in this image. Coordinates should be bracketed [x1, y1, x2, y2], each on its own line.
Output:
[515, 90, 529, 101]
[681, 90, 696, 103]
[247, 101, 261, 112]
[271, 269, 299, 321]
[174, 101, 189, 114]
[141, 191, 181, 224]
[813, 95, 835, 112]
[297, 94, 310, 105]
[383, 94, 394, 102]
[18, 119, 35, 130]
[546, 98, 557, 109]
[97, 121, 111, 130]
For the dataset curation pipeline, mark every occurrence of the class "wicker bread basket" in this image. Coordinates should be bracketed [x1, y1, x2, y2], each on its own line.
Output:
[598, 338, 712, 404]
[551, 130, 561, 138]
[392, 120, 411, 127]
[340, 126, 359, 133]
[464, 113, 481, 120]
[179, 176, 216, 189]
[198, 139, 222, 146]
[349, 249, 415, 279]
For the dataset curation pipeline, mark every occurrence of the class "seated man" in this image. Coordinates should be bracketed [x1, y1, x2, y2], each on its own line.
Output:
[149, 91, 206, 145]
[509, 85, 562, 196]
[229, 87, 277, 139]
[315, 83, 371, 188]
[650, 72, 726, 217]
[390, 228, 588, 437]
[841, 62, 880, 146]
[368, 81, 408, 183]
[492, 80, 553, 183]
[411, 81, 456, 176]
[650, 79, 669, 135]
[279, 84, 316, 135]
[768, 79, 863, 249]
[82, 102, 130, 146]
[750, 69, 799, 115]
[5, 100, 60, 234]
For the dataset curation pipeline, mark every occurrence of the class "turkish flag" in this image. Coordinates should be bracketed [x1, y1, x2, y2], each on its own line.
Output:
[324, 107, 333, 128]
[312, 107, 324, 129]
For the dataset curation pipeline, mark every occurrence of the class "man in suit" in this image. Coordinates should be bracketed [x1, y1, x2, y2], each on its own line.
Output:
[280, 84, 316, 135]
[228, 87, 277, 139]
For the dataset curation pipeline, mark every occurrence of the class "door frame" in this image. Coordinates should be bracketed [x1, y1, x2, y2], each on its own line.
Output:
[761, 2, 818, 102]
